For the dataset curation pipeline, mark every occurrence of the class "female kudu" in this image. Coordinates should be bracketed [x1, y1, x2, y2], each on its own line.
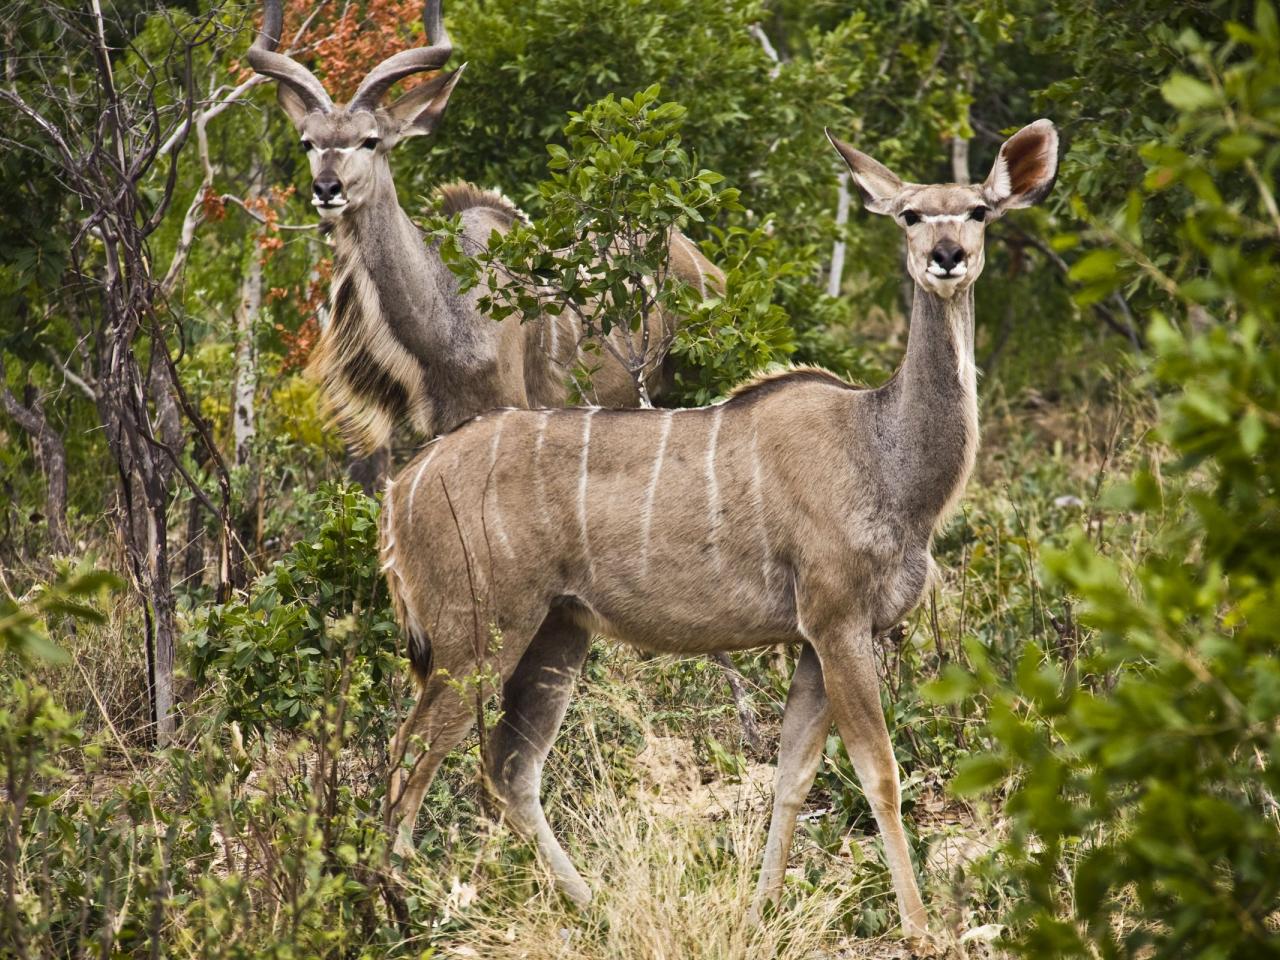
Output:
[380, 120, 1059, 941]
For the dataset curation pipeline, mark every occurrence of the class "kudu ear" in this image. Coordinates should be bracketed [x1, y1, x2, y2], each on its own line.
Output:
[983, 119, 1058, 213]
[825, 129, 904, 216]
[276, 83, 312, 129]
[386, 64, 466, 139]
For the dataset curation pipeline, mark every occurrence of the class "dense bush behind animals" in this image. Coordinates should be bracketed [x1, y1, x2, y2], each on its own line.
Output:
[2, 0, 1278, 956]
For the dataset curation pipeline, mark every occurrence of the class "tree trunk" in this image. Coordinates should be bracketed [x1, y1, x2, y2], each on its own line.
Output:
[232, 239, 263, 571]
[181, 440, 210, 590]
[951, 135, 971, 185]
[98, 345, 179, 747]
[827, 172, 851, 298]
[233, 253, 261, 469]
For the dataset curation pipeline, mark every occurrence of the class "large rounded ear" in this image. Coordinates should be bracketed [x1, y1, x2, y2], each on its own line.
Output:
[983, 119, 1058, 213]
[825, 128, 904, 216]
[386, 64, 466, 139]
[277, 83, 311, 129]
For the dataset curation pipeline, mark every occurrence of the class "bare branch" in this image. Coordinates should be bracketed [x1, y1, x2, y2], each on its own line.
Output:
[44, 346, 98, 403]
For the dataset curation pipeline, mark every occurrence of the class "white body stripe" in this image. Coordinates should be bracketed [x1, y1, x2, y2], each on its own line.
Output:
[577, 410, 596, 580]
[704, 406, 725, 571]
[406, 439, 442, 526]
[533, 411, 551, 531]
[485, 412, 513, 559]
[380, 478, 397, 571]
[638, 410, 675, 576]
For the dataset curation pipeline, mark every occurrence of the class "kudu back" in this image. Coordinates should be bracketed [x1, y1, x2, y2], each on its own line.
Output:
[381, 119, 1057, 941]
[248, 0, 721, 452]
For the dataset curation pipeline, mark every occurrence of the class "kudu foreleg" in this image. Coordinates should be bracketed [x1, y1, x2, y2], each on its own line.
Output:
[817, 627, 930, 940]
[751, 643, 831, 916]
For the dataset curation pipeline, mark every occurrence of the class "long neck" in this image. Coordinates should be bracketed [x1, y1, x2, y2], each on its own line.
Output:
[330, 166, 461, 368]
[324, 165, 521, 438]
[879, 284, 979, 529]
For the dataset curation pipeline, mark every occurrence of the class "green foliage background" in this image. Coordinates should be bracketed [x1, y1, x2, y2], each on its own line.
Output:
[2, 0, 1279, 957]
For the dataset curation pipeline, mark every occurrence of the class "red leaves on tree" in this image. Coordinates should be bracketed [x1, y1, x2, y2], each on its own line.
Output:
[201, 187, 228, 222]
[277, 257, 332, 371]
[250, 0, 437, 102]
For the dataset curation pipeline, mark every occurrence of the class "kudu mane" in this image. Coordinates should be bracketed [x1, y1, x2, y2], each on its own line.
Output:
[434, 182, 525, 224]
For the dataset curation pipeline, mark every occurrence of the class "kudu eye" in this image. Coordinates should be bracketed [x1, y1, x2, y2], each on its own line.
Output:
[902, 210, 921, 227]
[362, 137, 380, 150]
[300, 139, 312, 152]
[970, 206, 989, 222]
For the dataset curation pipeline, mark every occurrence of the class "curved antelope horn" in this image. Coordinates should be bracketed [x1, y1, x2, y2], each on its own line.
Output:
[348, 0, 453, 111]
[246, 0, 334, 114]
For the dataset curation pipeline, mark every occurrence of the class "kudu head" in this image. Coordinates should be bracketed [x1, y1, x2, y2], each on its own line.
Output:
[247, 0, 463, 220]
[826, 120, 1059, 298]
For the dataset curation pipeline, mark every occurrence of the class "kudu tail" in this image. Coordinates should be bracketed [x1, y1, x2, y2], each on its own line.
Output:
[380, 480, 434, 683]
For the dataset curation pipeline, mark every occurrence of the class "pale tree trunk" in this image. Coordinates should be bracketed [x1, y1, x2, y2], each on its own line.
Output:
[827, 173, 851, 298]
[951, 134, 970, 184]
[234, 242, 262, 542]
[233, 254, 260, 468]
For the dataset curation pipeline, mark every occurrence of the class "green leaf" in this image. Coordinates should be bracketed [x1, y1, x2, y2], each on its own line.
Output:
[1239, 410, 1265, 455]
[1161, 73, 1219, 111]
[1068, 249, 1123, 284]
[949, 755, 1008, 796]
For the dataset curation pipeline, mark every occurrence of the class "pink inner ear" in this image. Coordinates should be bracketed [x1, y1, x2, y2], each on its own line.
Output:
[1002, 132, 1051, 195]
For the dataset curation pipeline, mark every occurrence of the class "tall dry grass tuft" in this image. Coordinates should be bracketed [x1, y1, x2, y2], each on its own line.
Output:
[28, 602, 151, 745]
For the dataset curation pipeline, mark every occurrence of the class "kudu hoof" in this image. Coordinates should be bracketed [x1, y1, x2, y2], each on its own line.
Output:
[903, 928, 943, 957]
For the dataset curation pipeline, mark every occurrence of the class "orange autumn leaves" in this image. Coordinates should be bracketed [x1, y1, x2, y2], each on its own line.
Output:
[255, 0, 438, 101]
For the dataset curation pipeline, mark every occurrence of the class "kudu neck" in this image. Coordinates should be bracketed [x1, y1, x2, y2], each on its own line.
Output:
[330, 164, 457, 364]
[883, 284, 979, 529]
[334, 164, 414, 247]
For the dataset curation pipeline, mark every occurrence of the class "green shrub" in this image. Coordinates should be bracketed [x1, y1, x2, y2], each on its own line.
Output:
[187, 483, 402, 746]
[433, 84, 794, 404]
[936, 7, 1280, 956]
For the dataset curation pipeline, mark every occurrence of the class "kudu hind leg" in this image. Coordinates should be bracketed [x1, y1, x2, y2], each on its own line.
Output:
[486, 611, 592, 905]
[386, 676, 476, 857]
[752, 643, 832, 915]
[816, 628, 929, 940]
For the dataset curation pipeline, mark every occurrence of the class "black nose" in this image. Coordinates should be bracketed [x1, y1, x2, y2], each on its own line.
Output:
[931, 240, 966, 272]
[313, 176, 343, 203]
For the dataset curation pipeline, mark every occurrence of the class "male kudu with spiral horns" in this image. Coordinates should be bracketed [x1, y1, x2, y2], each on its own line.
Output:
[247, 0, 721, 453]
[379, 119, 1058, 942]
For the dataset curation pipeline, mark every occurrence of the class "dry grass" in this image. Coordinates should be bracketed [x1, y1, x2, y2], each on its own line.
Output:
[393, 708, 981, 960]
[417, 780, 867, 960]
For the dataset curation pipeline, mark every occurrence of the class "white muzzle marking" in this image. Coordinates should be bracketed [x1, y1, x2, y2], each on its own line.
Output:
[927, 261, 968, 279]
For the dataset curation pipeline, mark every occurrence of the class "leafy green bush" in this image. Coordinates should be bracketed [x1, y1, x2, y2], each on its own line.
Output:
[434, 84, 793, 403]
[1, 488, 423, 958]
[936, 7, 1280, 956]
[187, 483, 402, 745]
[0, 565, 119, 663]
